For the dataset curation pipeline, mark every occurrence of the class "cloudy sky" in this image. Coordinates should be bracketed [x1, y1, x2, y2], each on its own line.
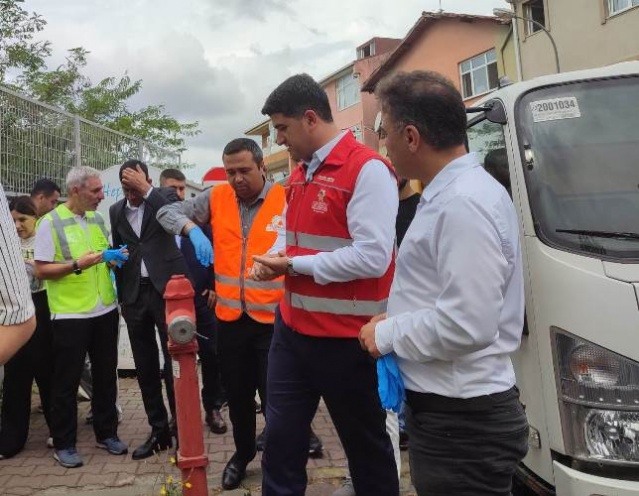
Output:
[26, 0, 509, 181]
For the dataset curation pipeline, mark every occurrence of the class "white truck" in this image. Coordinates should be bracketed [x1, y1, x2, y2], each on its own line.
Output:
[467, 61, 639, 495]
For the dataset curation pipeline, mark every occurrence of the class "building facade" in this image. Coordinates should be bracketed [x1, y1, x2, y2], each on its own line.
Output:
[507, 0, 639, 79]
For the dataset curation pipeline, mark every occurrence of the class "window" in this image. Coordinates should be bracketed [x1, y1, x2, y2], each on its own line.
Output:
[357, 42, 376, 60]
[460, 49, 499, 99]
[523, 0, 546, 35]
[607, 0, 639, 15]
[336, 72, 360, 110]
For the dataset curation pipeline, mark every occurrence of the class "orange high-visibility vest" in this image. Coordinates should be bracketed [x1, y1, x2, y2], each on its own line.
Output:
[210, 183, 285, 324]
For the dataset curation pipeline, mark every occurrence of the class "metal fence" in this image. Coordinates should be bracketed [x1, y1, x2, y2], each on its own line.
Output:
[0, 85, 181, 196]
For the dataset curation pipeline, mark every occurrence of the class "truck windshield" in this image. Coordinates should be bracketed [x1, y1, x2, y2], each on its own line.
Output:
[517, 76, 639, 260]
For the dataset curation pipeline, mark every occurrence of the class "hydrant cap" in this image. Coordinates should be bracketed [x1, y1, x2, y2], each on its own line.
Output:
[168, 315, 197, 344]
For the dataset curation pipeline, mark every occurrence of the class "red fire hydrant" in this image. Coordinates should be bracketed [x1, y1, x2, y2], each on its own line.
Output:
[164, 275, 209, 496]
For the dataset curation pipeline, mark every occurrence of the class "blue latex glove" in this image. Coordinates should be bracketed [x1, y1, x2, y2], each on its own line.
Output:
[102, 245, 129, 268]
[188, 226, 213, 267]
[377, 354, 406, 413]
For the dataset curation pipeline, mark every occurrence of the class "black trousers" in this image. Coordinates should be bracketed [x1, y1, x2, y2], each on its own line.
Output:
[0, 291, 53, 457]
[50, 308, 120, 449]
[217, 313, 272, 463]
[406, 387, 529, 496]
[121, 283, 175, 433]
[261, 309, 399, 496]
[195, 302, 225, 411]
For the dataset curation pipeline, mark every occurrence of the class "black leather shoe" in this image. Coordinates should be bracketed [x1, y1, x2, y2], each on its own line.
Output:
[256, 428, 266, 452]
[221, 453, 252, 490]
[309, 430, 323, 458]
[205, 409, 227, 434]
[132, 430, 172, 460]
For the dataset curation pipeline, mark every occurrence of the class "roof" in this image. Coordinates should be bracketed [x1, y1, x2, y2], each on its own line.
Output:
[244, 118, 270, 136]
[318, 61, 356, 86]
[361, 11, 507, 92]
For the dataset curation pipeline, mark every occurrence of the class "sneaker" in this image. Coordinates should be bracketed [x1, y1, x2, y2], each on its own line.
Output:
[46, 437, 54, 449]
[96, 437, 128, 455]
[53, 448, 83, 468]
[256, 428, 266, 452]
[332, 477, 355, 496]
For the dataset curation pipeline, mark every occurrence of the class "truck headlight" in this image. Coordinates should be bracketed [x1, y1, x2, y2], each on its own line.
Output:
[553, 328, 639, 464]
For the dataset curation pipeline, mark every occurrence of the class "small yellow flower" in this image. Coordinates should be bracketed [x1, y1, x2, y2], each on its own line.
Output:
[167, 475, 173, 484]
[185, 482, 192, 489]
[170, 456, 176, 465]
[160, 484, 167, 496]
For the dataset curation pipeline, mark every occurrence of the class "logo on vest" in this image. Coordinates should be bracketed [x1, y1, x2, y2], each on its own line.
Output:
[266, 215, 284, 232]
[312, 189, 328, 214]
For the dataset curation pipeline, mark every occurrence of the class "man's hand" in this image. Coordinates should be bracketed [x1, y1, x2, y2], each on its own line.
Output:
[251, 250, 288, 280]
[202, 289, 216, 310]
[188, 226, 213, 267]
[359, 313, 387, 358]
[78, 251, 104, 270]
[121, 165, 151, 196]
[249, 252, 282, 281]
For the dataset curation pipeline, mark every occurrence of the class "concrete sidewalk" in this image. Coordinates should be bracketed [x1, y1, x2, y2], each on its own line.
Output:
[0, 378, 415, 495]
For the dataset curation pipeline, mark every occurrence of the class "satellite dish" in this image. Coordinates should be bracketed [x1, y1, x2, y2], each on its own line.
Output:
[373, 111, 382, 133]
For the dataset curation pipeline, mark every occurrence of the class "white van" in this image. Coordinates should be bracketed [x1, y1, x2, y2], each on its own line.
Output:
[467, 62, 639, 495]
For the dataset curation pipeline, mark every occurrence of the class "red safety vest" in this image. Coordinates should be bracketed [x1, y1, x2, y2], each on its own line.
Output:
[280, 132, 395, 338]
[210, 183, 285, 324]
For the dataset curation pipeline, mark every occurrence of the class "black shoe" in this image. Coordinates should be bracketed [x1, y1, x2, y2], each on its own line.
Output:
[221, 452, 253, 490]
[205, 409, 228, 434]
[256, 428, 266, 452]
[255, 400, 262, 414]
[132, 430, 172, 460]
[309, 430, 323, 458]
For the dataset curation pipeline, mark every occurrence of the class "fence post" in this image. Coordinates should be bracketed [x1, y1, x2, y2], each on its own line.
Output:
[138, 141, 145, 162]
[74, 116, 81, 167]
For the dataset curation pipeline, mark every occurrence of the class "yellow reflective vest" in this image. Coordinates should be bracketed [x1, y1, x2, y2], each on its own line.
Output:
[42, 204, 116, 314]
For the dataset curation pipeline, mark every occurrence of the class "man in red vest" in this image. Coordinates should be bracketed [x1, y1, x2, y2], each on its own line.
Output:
[253, 74, 400, 496]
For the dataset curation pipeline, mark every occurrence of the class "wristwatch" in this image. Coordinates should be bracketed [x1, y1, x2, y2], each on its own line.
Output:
[72, 260, 82, 275]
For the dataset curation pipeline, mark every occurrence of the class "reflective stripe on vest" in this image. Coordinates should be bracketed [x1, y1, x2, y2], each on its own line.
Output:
[214, 273, 284, 290]
[49, 210, 109, 260]
[216, 296, 278, 313]
[288, 292, 387, 317]
[286, 231, 353, 251]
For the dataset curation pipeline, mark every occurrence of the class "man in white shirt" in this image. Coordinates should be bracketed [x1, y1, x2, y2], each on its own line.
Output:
[359, 71, 529, 495]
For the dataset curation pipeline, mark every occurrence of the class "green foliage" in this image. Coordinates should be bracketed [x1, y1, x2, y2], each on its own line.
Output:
[0, 0, 199, 155]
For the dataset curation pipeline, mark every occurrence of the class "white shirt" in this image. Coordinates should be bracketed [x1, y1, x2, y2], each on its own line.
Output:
[35, 211, 117, 320]
[125, 198, 149, 277]
[375, 153, 525, 398]
[0, 183, 35, 326]
[290, 132, 399, 284]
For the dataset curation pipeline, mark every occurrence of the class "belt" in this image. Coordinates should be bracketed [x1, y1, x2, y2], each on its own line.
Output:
[406, 386, 518, 413]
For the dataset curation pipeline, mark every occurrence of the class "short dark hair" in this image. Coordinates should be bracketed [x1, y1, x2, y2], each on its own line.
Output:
[30, 178, 60, 198]
[223, 138, 264, 165]
[261, 73, 333, 122]
[160, 168, 186, 182]
[376, 71, 467, 150]
[9, 195, 38, 217]
[119, 159, 149, 181]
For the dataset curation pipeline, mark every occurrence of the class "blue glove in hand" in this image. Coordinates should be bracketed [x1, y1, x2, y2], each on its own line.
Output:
[377, 354, 406, 413]
[188, 226, 213, 267]
[102, 245, 129, 268]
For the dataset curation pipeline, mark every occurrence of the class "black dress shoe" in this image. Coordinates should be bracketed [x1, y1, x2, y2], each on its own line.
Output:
[205, 409, 228, 434]
[132, 430, 172, 460]
[221, 453, 252, 490]
[309, 429, 323, 458]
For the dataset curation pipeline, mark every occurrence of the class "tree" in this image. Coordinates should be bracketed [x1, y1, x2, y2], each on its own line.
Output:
[0, 0, 199, 156]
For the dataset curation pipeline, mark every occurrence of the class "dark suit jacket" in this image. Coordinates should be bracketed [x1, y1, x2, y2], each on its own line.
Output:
[109, 187, 191, 306]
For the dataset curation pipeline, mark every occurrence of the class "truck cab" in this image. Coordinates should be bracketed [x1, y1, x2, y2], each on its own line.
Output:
[467, 62, 639, 495]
